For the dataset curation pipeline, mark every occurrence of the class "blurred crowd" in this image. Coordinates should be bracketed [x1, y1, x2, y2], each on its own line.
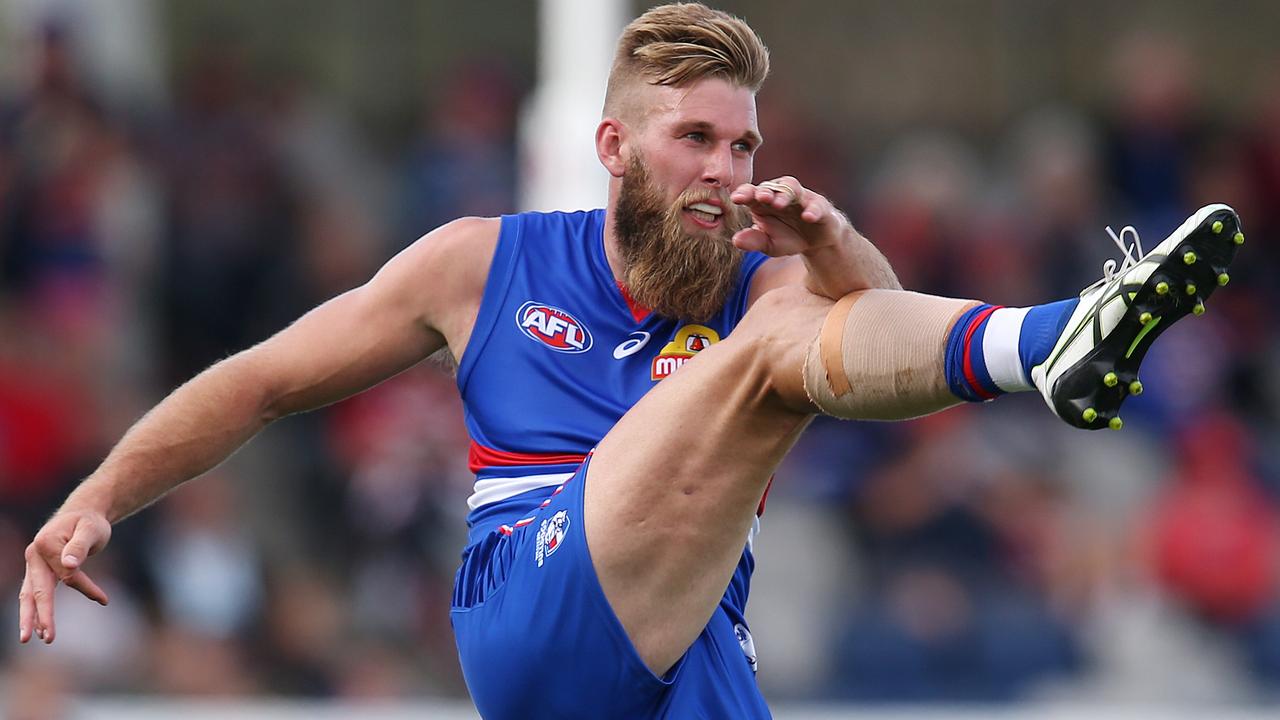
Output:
[2, 8, 1279, 712]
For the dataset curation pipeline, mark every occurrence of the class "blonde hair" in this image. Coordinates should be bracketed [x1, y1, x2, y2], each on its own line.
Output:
[604, 3, 770, 118]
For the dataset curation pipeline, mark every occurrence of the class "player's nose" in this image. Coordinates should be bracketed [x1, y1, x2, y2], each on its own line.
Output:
[701, 146, 734, 188]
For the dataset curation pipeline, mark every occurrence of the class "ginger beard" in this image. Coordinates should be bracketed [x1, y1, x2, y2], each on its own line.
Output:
[613, 154, 751, 322]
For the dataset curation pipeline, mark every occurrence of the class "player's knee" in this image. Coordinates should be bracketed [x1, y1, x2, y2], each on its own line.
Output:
[713, 286, 835, 410]
[734, 285, 831, 347]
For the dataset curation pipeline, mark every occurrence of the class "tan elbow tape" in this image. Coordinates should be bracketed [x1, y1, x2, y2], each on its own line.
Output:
[803, 289, 979, 420]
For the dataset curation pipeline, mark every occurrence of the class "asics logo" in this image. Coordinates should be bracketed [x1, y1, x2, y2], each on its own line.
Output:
[613, 331, 651, 359]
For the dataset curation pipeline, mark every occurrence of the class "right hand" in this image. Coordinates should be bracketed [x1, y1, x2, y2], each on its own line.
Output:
[19, 510, 112, 644]
[729, 176, 843, 258]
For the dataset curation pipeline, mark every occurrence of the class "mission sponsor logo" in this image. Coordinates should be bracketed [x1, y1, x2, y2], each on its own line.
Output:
[516, 301, 593, 353]
[651, 324, 721, 380]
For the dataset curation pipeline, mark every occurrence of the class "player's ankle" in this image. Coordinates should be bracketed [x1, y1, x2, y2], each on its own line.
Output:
[943, 298, 1080, 400]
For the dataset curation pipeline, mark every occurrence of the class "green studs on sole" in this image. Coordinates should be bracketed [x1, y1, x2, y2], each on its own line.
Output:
[1186, 283, 1197, 295]
[1109, 417, 1124, 431]
[1139, 311, 1153, 324]
[1218, 273, 1230, 286]
[1129, 380, 1144, 395]
[1234, 232, 1245, 245]
[1103, 372, 1119, 387]
[1155, 281, 1170, 295]
[1193, 302, 1206, 316]
[1212, 220, 1224, 234]
[1183, 251, 1197, 265]
[1082, 407, 1098, 423]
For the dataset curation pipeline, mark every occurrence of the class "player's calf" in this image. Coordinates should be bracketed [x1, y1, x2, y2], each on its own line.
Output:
[802, 290, 975, 420]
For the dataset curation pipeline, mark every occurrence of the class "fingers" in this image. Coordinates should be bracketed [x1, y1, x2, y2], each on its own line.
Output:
[63, 570, 109, 607]
[732, 227, 774, 254]
[798, 191, 832, 224]
[731, 176, 831, 224]
[754, 179, 801, 210]
[60, 516, 106, 570]
[732, 178, 799, 212]
[18, 576, 34, 644]
[18, 514, 112, 645]
[22, 544, 59, 644]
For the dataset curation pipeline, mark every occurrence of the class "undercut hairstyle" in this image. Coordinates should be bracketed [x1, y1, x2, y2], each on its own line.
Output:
[604, 2, 770, 119]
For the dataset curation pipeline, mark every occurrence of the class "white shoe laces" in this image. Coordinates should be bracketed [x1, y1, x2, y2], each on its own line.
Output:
[1083, 225, 1145, 296]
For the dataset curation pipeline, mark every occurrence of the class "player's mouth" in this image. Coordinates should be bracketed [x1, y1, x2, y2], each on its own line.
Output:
[684, 201, 724, 228]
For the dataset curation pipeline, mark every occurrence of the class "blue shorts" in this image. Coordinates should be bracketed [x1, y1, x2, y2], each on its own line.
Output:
[451, 457, 771, 719]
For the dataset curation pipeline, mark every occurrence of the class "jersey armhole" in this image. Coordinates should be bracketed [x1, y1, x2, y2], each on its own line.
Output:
[456, 214, 522, 394]
[733, 252, 770, 320]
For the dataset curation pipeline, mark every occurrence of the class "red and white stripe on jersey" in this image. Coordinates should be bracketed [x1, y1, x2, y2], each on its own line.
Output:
[467, 441, 589, 511]
[469, 472, 576, 511]
[468, 441, 587, 474]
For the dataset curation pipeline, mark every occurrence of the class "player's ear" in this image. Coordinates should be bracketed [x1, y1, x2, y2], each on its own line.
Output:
[596, 118, 627, 178]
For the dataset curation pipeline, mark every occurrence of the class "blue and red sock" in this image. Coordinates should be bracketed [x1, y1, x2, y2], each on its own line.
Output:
[944, 298, 1079, 401]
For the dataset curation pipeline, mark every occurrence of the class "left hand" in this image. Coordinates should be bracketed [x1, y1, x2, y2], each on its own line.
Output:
[729, 176, 844, 257]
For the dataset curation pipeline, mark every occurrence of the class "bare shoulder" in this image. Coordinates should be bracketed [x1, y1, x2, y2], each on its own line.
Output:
[388, 216, 501, 297]
[374, 216, 502, 358]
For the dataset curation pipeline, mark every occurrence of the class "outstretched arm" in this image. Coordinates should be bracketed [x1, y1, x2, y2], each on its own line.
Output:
[732, 176, 901, 303]
[19, 216, 498, 645]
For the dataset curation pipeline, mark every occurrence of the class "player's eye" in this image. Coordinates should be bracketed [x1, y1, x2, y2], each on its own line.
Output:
[683, 132, 706, 143]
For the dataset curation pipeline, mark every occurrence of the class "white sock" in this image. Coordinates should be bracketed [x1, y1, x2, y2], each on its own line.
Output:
[982, 307, 1034, 392]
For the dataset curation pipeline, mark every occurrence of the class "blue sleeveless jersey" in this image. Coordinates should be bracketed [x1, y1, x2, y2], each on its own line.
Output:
[451, 209, 773, 719]
[456, 209, 767, 539]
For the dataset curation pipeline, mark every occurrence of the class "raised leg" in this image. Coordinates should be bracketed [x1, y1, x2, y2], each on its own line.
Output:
[583, 285, 971, 674]
[582, 203, 1246, 677]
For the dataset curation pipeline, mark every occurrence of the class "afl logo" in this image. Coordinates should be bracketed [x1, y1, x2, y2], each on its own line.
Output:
[516, 301, 593, 353]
